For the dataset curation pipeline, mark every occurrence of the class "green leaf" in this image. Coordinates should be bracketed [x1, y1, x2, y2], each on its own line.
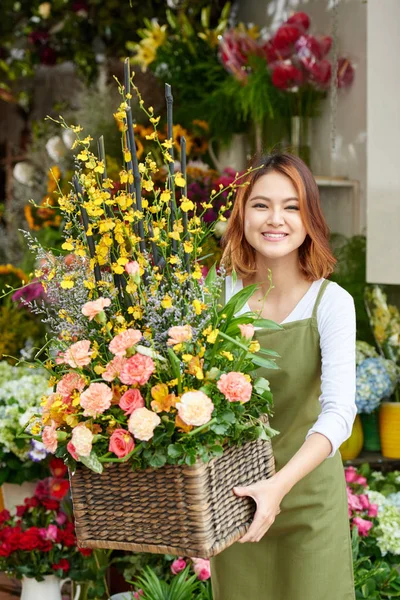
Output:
[247, 353, 279, 370]
[221, 284, 258, 317]
[253, 318, 283, 330]
[167, 444, 183, 459]
[220, 409, 236, 424]
[79, 451, 103, 474]
[205, 261, 217, 288]
[148, 452, 167, 468]
[210, 422, 229, 435]
[257, 347, 280, 358]
[254, 377, 271, 394]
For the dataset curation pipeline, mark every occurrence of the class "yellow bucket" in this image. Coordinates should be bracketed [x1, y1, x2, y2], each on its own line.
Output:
[340, 414, 364, 461]
[380, 402, 400, 458]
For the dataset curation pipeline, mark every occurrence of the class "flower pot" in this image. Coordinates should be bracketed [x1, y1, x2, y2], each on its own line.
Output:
[290, 115, 311, 166]
[380, 402, 400, 458]
[339, 414, 364, 461]
[21, 575, 79, 600]
[1, 481, 37, 514]
[360, 409, 381, 452]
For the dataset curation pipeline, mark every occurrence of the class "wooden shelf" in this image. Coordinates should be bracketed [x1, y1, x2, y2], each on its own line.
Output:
[343, 451, 400, 471]
[315, 176, 361, 236]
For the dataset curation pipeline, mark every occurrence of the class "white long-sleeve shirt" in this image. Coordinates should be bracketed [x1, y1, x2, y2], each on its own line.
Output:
[225, 276, 357, 458]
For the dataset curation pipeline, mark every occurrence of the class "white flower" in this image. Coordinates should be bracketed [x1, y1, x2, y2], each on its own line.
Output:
[128, 407, 161, 441]
[62, 129, 76, 149]
[176, 391, 214, 427]
[13, 162, 35, 186]
[46, 136, 67, 162]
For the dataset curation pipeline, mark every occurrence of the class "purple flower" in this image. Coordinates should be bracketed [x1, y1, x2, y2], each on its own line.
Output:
[12, 281, 45, 305]
[28, 440, 48, 462]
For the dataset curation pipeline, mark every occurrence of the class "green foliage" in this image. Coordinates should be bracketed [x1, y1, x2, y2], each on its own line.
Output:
[353, 529, 400, 599]
[130, 566, 201, 600]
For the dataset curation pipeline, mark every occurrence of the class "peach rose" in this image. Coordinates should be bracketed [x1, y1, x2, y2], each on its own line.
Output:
[217, 372, 252, 403]
[238, 323, 255, 340]
[63, 340, 92, 368]
[167, 325, 193, 346]
[109, 329, 143, 356]
[80, 382, 113, 417]
[56, 372, 86, 398]
[176, 391, 214, 426]
[120, 354, 155, 386]
[109, 428, 135, 458]
[71, 424, 93, 457]
[81, 297, 111, 320]
[125, 261, 140, 276]
[42, 420, 58, 453]
[192, 558, 211, 581]
[128, 407, 161, 441]
[119, 388, 145, 415]
[102, 356, 128, 382]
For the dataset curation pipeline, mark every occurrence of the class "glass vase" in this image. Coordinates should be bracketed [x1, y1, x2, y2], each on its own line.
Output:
[360, 409, 381, 452]
[290, 115, 311, 167]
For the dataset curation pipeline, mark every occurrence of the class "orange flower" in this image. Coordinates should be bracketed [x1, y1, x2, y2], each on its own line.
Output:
[175, 414, 193, 433]
[150, 383, 177, 413]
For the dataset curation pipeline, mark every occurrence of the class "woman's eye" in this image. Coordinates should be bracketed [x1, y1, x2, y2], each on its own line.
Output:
[286, 206, 300, 211]
[254, 203, 267, 209]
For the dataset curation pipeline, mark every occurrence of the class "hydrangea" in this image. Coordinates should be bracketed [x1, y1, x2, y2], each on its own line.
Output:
[356, 341, 379, 366]
[375, 504, 400, 556]
[355, 357, 396, 414]
[0, 362, 50, 461]
[387, 492, 400, 510]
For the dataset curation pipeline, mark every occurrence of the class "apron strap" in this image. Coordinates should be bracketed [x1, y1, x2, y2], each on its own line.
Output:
[312, 279, 331, 320]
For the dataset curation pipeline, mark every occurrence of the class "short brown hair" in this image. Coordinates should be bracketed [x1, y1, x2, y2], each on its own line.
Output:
[221, 153, 336, 281]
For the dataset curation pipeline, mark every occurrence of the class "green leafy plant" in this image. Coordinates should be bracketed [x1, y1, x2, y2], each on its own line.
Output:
[129, 566, 201, 600]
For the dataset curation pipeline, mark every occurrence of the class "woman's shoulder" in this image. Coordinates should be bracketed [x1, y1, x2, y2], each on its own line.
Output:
[318, 279, 356, 325]
[323, 280, 355, 307]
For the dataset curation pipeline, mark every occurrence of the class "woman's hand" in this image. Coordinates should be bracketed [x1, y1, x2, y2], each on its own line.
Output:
[233, 477, 286, 543]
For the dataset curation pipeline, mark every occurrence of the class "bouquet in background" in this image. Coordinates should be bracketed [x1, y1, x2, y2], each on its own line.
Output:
[365, 286, 400, 402]
[355, 341, 398, 414]
[0, 361, 50, 485]
[23, 69, 279, 475]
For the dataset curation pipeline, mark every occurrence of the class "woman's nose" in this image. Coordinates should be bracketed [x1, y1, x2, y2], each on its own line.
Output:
[267, 209, 285, 226]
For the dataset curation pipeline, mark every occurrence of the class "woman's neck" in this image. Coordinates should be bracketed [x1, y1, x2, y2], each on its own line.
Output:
[243, 253, 308, 300]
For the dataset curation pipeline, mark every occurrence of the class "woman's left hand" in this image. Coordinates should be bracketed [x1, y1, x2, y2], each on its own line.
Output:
[233, 477, 287, 543]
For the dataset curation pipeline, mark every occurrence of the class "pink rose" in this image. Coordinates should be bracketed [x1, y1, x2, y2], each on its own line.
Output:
[125, 261, 140, 276]
[56, 512, 67, 526]
[81, 297, 111, 321]
[171, 557, 186, 575]
[192, 557, 211, 581]
[167, 325, 193, 346]
[102, 355, 128, 382]
[67, 441, 78, 461]
[109, 429, 135, 458]
[352, 517, 373, 537]
[120, 354, 155, 386]
[119, 388, 145, 415]
[56, 372, 86, 397]
[238, 323, 255, 340]
[359, 494, 370, 510]
[217, 372, 252, 403]
[128, 407, 161, 441]
[42, 420, 58, 453]
[133, 591, 144, 599]
[63, 340, 92, 368]
[41, 524, 58, 542]
[109, 329, 142, 356]
[176, 391, 214, 426]
[346, 487, 362, 512]
[368, 503, 378, 518]
[345, 467, 358, 483]
[71, 424, 93, 457]
[80, 382, 113, 417]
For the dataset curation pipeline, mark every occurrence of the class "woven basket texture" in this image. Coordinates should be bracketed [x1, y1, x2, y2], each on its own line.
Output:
[70, 436, 275, 558]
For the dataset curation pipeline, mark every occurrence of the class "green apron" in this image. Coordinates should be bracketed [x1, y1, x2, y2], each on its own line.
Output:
[211, 280, 355, 600]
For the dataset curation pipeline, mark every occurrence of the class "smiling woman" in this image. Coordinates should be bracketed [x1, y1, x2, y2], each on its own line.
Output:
[211, 153, 356, 600]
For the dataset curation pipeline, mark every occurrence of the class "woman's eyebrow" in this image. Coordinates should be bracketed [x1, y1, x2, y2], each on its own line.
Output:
[248, 195, 299, 202]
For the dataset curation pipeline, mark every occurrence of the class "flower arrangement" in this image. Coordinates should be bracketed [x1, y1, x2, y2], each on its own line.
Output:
[355, 341, 398, 414]
[0, 458, 91, 580]
[365, 286, 400, 373]
[24, 66, 279, 476]
[0, 361, 51, 484]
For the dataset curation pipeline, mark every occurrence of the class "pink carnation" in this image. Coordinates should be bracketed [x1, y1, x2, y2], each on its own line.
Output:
[109, 329, 142, 356]
[368, 503, 378, 518]
[176, 391, 214, 426]
[238, 324, 255, 340]
[128, 407, 161, 441]
[171, 557, 186, 575]
[167, 325, 193, 346]
[63, 340, 92, 369]
[71, 424, 93, 457]
[352, 517, 373, 537]
[119, 388, 145, 415]
[56, 372, 86, 398]
[109, 429, 135, 458]
[102, 356, 128, 382]
[217, 372, 252, 403]
[192, 558, 211, 581]
[80, 382, 113, 417]
[81, 297, 111, 320]
[120, 354, 155, 386]
[42, 420, 58, 453]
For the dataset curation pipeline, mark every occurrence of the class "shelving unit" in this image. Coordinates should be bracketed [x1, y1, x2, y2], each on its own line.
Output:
[315, 176, 361, 237]
[343, 451, 400, 472]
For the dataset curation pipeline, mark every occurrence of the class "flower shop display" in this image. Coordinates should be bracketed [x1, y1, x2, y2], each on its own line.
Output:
[22, 66, 279, 558]
[365, 287, 400, 458]
[0, 361, 50, 506]
[339, 413, 363, 462]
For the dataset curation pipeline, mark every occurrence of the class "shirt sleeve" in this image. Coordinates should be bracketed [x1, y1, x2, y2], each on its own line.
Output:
[305, 282, 357, 458]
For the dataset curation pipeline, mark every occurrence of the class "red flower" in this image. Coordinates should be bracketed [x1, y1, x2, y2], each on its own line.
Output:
[286, 12, 311, 33]
[308, 59, 332, 87]
[52, 559, 70, 573]
[28, 31, 49, 45]
[35, 479, 50, 500]
[16, 505, 27, 517]
[0, 542, 12, 557]
[41, 498, 60, 511]
[295, 34, 322, 61]
[59, 522, 76, 547]
[271, 62, 303, 90]
[49, 478, 70, 500]
[317, 35, 333, 58]
[273, 25, 302, 51]
[337, 57, 355, 88]
[78, 547, 93, 556]
[40, 47, 57, 66]
[19, 527, 42, 551]
[261, 40, 292, 64]
[0, 510, 10, 525]
[49, 458, 68, 479]
[24, 497, 39, 508]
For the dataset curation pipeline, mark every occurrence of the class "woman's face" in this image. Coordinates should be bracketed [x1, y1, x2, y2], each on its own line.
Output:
[244, 170, 307, 263]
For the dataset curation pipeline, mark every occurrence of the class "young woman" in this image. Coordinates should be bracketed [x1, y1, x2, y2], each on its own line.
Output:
[211, 153, 356, 600]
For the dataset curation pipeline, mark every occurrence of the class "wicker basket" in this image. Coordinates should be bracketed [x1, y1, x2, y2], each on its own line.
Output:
[69, 436, 275, 558]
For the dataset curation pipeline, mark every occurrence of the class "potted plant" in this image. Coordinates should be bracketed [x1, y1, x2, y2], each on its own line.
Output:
[365, 286, 400, 458]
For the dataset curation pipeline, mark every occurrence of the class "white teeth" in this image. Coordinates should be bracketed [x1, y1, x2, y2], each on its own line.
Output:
[262, 233, 287, 238]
